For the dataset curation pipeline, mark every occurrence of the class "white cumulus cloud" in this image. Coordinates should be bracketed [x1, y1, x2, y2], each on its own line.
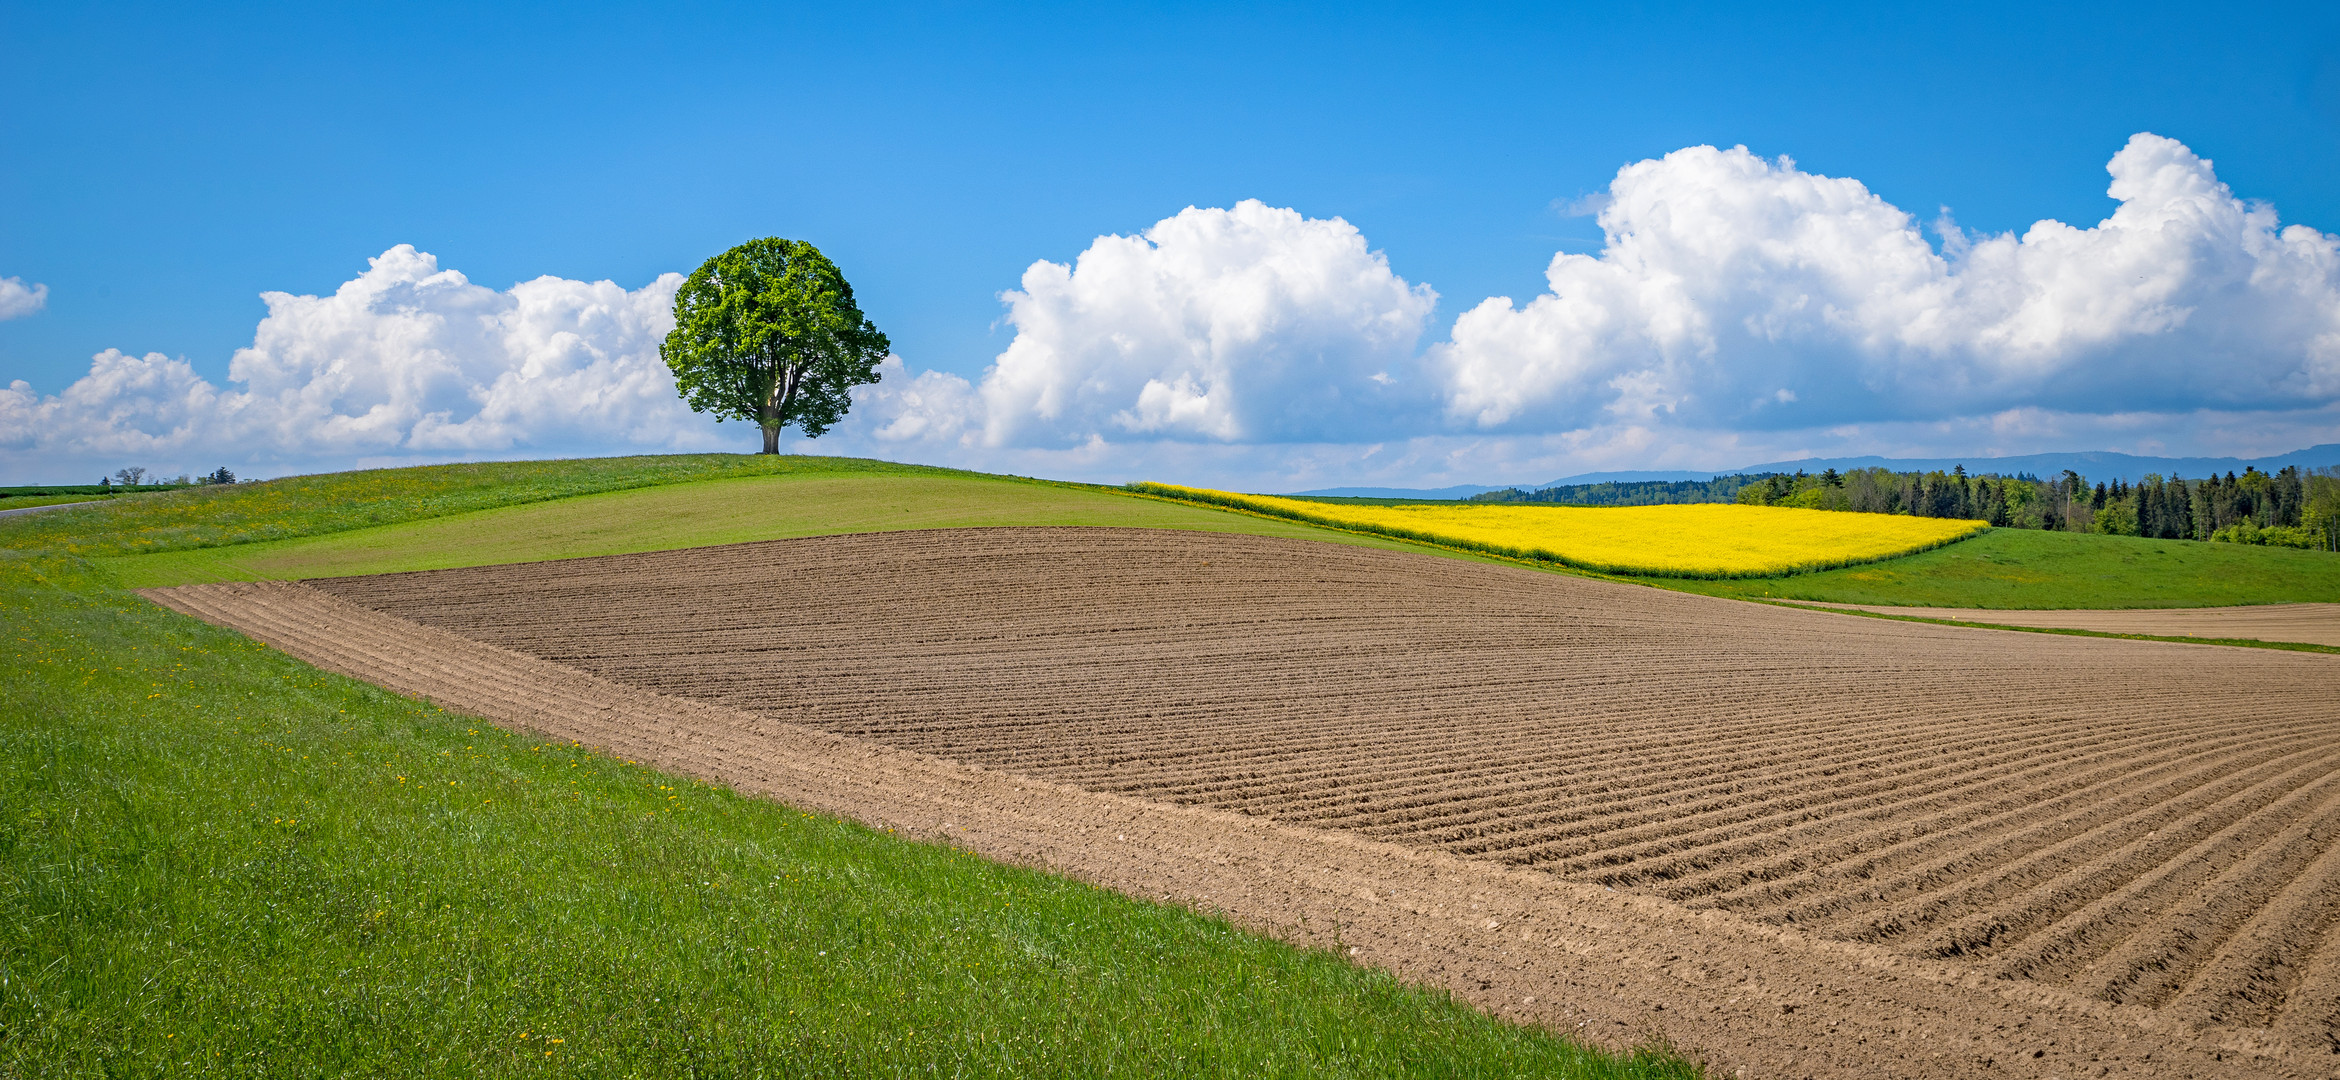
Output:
[0, 276, 49, 320]
[1436, 133, 2340, 433]
[0, 246, 724, 479]
[976, 199, 1436, 447]
[840, 356, 982, 448]
[836, 137, 2340, 489]
[12, 135, 2338, 492]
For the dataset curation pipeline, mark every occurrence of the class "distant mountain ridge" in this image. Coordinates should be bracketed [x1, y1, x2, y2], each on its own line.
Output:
[1285, 444, 2340, 499]
[1284, 484, 1513, 500]
[1724, 444, 2340, 486]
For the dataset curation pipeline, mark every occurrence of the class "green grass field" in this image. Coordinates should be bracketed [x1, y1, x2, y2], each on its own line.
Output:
[1, 460, 1697, 1079]
[1645, 526, 2340, 609]
[41, 455, 2336, 622]
[15, 450, 2339, 1075]
[0, 454, 954, 559]
[15, 452, 2334, 610]
[90, 473, 1449, 589]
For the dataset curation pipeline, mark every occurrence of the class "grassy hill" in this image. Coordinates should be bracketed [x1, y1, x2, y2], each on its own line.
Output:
[15, 453, 2336, 610]
[2, 455, 941, 558]
[88, 469, 1449, 589]
[15, 450, 2336, 1074]
[1, 455, 1694, 1079]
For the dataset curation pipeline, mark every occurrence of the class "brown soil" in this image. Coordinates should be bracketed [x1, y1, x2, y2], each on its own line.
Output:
[146, 527, 2340, 1079]
[1797, 602, 2340, 648]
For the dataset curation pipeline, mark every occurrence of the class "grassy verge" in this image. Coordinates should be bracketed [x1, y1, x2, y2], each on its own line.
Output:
[5, 552, 1692, 1078]
[1645, 527, 2340, 609]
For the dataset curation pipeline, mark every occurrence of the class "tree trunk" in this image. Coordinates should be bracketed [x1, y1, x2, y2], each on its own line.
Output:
[757, 355, 801, 455]
[758, 383, 781, 454]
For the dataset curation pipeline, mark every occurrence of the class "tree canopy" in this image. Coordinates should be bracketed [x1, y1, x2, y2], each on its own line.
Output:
[1478, 463, 2340, 550]
[661, 238, 890, 453]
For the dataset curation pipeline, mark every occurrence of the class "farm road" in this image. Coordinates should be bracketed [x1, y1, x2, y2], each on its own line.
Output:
[0, 499, 101, 518]
[153, 528, 2340, 1079]
[1799, 600, 2340, 648]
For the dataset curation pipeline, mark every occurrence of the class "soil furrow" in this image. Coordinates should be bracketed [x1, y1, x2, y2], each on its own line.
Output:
[256, 526, 2340, 1069]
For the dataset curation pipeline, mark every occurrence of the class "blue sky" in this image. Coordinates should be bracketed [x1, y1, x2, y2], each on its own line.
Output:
[4, 2, 2340, 486]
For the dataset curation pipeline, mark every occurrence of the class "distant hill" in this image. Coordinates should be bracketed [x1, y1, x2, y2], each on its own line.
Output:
[1282, 444, 2340, 500]
[1284, 484, 1512, 500]
[1722, 444, 2340, 485]
[1532, 469, 1717, 485]
[1292, 471, 1715, 499]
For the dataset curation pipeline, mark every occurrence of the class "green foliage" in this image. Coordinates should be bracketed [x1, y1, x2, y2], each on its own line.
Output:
[0, 455, 934, 559]
[2303, 468, 2340, 551]
[1680, 462, 2340, 548]
[2092, 501, 2138, 537]
[1653, 526, 2340, 609]
[2209, 521, 2321, 548]
[0, 557, 1689, 1079]
[662, 239, 890, 453]
[1471, 475, 1773, 506]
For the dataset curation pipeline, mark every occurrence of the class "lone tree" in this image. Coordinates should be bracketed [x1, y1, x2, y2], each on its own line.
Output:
[661, 238, 890, 454]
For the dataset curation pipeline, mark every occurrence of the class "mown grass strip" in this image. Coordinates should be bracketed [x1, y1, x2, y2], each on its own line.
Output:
[0, 554, 1696, 1079]
[1128, 483, 1986, 579]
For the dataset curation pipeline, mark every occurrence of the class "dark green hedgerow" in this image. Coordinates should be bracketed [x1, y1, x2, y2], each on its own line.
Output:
[0, 553, 1696, 1079]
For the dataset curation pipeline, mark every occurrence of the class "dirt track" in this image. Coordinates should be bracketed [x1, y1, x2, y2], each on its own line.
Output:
[150, 527, 2340, 1078]
[1799, 601, 2340, 648]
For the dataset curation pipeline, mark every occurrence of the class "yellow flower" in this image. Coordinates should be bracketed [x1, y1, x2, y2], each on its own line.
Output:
[1145, 484, 1985, 577]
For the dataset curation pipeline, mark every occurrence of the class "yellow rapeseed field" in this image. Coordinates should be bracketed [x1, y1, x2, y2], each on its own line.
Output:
[1135, 484, 1989, 577]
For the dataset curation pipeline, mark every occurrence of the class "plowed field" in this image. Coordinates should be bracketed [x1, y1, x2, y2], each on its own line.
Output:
[273, 527, 2340, 1073]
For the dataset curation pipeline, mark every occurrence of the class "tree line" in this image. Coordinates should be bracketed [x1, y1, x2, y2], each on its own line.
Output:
[100, 466, 240, 488]
[1476, 465, 2340, 551]
[1467, 475, 1771, 506]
